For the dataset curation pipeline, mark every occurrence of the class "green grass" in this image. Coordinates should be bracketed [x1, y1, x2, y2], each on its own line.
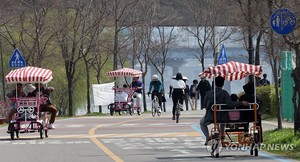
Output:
[82, 112, 110, 116]
[263, 128, 300, 160]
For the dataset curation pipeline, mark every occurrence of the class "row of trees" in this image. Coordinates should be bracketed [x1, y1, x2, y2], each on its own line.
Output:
[0, 0, 299, 130]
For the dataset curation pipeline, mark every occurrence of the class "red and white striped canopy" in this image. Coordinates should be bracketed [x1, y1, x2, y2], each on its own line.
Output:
[107, 68, 142, 77]
[199, 61, 262, 81]
[6, 66, 53, 84]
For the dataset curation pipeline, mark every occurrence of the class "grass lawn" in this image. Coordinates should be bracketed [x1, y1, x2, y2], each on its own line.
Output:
[263, 128, 300, 160]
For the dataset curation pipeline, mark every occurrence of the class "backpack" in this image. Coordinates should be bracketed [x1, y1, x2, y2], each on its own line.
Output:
[228, 111, 240, 121]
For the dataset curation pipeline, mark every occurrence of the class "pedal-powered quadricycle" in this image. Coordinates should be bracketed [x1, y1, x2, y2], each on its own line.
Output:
[107, 67, 142, 116]
[199, 61, 263, 157]
[5, 66, 53, 140]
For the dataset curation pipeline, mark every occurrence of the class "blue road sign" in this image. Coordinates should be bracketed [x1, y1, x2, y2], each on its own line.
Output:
[218, 44, 227, 65]
[270, 8, 296, 35]
[9, 48, 26, 68]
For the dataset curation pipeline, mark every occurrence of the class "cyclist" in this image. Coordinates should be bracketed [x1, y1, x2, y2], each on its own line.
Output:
[169, 72, 186, 120]
[147, 74, 163, 112]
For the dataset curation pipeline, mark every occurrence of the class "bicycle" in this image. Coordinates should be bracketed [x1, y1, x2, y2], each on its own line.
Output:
[175, 100, 182, 123]
[149, 92, 161, 117]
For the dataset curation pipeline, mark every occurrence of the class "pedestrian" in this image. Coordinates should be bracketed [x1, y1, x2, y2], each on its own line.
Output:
[197, 76, 211, 110]
[258, 73, 270, 86]
[189, 79, 198, 110]
[183, 79, 189, 111]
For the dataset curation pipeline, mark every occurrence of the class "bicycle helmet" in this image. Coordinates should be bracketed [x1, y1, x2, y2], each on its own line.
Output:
[152, 74, 159, 80]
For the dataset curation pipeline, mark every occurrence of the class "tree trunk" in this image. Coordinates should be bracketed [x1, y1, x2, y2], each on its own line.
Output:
[292, 66, 300, 135]
[99, 105, 102, 113]
[86, 63, 91, 114]
[68, 77, 73, 116]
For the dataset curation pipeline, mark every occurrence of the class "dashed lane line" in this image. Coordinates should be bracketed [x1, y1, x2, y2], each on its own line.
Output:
[0, 131, 201, 139]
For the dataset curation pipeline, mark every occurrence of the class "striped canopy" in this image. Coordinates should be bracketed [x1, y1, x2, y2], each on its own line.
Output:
[6, 66, 53, 84]
[199, 61, 262, 81]
[107, 68, 142, 77]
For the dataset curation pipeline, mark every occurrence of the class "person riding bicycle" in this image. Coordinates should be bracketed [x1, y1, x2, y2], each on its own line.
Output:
[147, 74, 163, 112]
[169, 72, 186, 120]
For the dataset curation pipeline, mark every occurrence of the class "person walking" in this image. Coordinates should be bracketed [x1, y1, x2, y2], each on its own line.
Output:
[183, 79, 189, 111]
[258, 73, 270, 86]
[197, 76, 211, 110]
[189, 79, 198, 110]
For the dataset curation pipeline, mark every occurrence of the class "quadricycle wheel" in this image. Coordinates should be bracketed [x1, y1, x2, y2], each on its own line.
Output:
[108, 104, 115, 116]
[124, 104, 133, 116]
[8, 122, 19, 140]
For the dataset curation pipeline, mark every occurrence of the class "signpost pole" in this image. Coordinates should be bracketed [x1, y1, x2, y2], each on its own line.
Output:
[270, 8, 297, 133]
[0, 38, 5, 101]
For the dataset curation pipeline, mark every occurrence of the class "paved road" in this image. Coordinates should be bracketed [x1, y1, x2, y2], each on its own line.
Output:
[0, 110, 297, 162]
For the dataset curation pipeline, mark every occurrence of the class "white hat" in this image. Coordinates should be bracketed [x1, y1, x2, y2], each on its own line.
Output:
[47, 86, 55, 91]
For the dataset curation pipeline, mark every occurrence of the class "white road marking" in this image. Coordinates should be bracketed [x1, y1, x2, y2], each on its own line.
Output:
[0, 140, 91, 145]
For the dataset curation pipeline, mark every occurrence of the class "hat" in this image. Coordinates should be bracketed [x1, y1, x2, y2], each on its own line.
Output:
[243, 82, 254, 94]
[47, 86, 55, 91]
[23, 84, 36, 96]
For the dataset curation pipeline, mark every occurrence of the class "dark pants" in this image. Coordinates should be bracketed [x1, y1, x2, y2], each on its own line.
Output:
[200, 94, 205, 109]
[243, 115, 263, 142]
[151, 91, 162, 108]
[172, 89, 184, 116]
[183, 95, 189, 110]
[40, 104, 57, 124]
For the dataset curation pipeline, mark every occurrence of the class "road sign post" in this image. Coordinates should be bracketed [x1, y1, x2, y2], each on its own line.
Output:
[271, 8, 298, 133]
[270, 8, 296, 35]
[218, 44, 227, 65]
[9, 48, 26, 68]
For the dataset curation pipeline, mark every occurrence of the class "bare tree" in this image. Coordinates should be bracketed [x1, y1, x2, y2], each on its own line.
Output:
[274, 0, 300, 134]
[182, 0, 235, 70]
[149, 26, 177, 111]
[0, 0, 56, 66]
[54, 0, 93, 116]
[106, 0, 139, 71]
[127, 0, 158, 112]
[76, 0, 111, 114]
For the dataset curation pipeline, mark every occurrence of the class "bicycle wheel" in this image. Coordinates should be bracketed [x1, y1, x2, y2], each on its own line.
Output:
[175, 104, 180, 123]
[157, 106, 161, 117]
[108, 104, 115, 116]
[151, 101, 156, 117]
